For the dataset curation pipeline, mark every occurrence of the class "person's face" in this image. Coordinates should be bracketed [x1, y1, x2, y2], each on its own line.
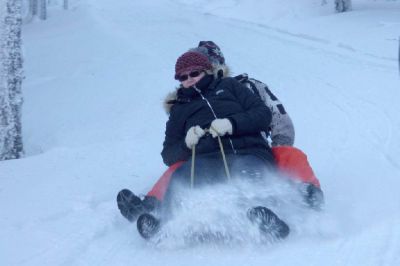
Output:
[179, 70, 206, 88]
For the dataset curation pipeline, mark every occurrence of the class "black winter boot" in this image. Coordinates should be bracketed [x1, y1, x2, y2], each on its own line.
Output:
[117, 189, 160, 222]
[247, 206, 290, 239]
[302, 183, 324, 210]
[117, 189, 143, 222]
[137, 213, 160, 239]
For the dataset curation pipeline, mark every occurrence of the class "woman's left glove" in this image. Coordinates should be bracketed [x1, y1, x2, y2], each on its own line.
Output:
[210, 118, 233, 138]
[185, 125, 205, 149]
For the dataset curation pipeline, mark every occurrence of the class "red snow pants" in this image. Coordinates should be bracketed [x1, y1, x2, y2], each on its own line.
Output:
[146, 161, 184, 201]
[271, 146, 320, 188]
[147, 146, 320, 201]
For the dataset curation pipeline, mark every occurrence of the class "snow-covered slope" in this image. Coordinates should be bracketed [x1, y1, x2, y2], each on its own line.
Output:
[1, 0, 400, 265]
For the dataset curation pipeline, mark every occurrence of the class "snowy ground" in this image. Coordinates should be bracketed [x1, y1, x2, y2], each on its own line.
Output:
[1, 0, 400, 265]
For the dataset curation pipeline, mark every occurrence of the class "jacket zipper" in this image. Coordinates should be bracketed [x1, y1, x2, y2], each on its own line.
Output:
[194, 86, 237, 154]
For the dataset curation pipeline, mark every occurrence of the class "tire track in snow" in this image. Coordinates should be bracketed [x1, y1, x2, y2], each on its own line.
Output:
[57, 200, 124, 266]
[319, 79, 399, 172]
[170, 5, 397, 71]
[16, 199, 123, 266]
[332, 220, 400, 266]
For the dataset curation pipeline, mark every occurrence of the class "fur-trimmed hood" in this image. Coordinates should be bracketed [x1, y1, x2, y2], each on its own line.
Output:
[163, 65, 231, 114]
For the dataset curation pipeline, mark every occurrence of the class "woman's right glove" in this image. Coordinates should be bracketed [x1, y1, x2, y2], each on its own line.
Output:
[185, 125, 205, 149]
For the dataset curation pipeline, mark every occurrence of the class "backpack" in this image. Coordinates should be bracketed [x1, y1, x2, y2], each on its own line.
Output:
[234, 74, 295, 147]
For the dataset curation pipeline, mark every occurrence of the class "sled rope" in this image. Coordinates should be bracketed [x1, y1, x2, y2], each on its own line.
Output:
[191, 145, 196, 188]
[211, 128, 231, 181]
[190, 128, 231, 188]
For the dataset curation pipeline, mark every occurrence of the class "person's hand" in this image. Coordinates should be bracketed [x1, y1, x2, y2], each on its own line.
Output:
[209, 118, 232, 138]
[185, 125, 205, 149]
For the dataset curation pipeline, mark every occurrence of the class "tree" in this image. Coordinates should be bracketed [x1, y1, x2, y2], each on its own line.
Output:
[335, 0, 352, 13]
[39, 0, 46, 20]
[25, 0, 46, 21]
[30, 0, 38, 17]
[0, 0, 24, 160]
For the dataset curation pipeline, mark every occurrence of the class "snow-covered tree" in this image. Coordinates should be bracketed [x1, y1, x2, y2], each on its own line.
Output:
[39, 0, 46, 20]
[335, 0, 352, 12]
[22, 0, 70, 23]
[30, 0, 38, 17]
[0, 0, 24, 160]
[25, 0, 46, 21]
[21, 0, 33, 23]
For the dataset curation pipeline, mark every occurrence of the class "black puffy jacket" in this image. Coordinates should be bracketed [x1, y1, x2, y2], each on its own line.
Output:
[161, 75, 274, 166]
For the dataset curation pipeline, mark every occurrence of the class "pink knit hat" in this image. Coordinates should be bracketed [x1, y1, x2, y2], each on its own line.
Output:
[174, 51, 212, 80]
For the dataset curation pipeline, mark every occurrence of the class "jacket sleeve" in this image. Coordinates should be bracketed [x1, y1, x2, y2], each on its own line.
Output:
[225, 78, 272, 136]
[161, 111, 191, 166]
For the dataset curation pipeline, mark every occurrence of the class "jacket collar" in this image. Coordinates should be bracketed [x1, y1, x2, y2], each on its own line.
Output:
[163, 73, 227, 114]
[177, 74, 215, 99]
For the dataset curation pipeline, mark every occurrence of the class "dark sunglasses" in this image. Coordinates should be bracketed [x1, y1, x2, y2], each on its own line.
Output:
[178, 70, 202, 82]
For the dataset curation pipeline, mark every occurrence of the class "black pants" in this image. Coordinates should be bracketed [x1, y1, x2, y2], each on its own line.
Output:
[161, 152, 275, 217]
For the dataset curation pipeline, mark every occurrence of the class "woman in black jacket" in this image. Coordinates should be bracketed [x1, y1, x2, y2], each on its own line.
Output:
[130, 51, 290, 240]
[162, 51, 275, 171]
